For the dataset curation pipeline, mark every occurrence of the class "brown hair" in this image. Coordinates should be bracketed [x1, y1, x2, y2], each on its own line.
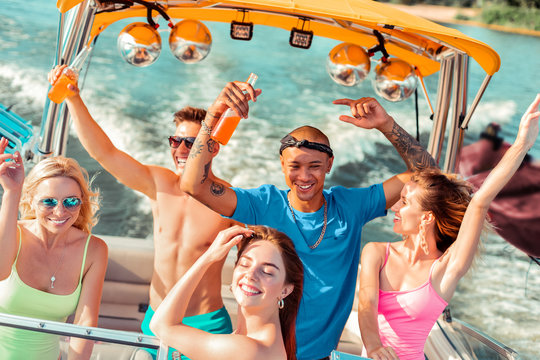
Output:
[173, 106, 206, 126]
[411, 168, 474, 253]
[236, 225, 303, 360]
[19, 156, 100, 233]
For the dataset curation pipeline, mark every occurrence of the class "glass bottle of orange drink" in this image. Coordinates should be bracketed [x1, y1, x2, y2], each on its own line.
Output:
[48, 46, 92, 104]
[211, 73, 258, 145]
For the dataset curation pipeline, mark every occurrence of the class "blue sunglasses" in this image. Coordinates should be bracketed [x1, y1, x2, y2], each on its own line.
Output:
[38, 197, 82, 211]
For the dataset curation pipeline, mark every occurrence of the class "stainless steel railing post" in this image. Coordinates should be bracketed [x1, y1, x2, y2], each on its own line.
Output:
[443, 53, 468, 173]
[427, 51, 455, 165]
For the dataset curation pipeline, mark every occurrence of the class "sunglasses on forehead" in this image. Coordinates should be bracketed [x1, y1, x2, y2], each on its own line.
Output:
[168, 136, 196, 149]
[38, 197, 82, 211]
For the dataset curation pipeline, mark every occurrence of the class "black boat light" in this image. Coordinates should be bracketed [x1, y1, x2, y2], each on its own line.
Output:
[289, 18, 313, 49]
[230, 10, 254, 41]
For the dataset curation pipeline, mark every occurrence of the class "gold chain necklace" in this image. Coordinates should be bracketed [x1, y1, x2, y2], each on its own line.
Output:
[287, 193, 327, 250]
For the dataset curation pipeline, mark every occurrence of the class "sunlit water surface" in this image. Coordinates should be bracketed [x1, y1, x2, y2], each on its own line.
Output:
[0, 1, 539, 358]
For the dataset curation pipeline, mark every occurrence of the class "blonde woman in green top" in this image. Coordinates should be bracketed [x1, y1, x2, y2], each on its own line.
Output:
[0, 140, 108, 359]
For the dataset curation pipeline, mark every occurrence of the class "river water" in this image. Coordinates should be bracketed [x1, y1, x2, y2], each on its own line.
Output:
[0, 1, 539, 358]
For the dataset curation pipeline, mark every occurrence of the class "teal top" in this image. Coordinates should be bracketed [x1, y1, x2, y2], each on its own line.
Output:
[0, 227, 91, 359]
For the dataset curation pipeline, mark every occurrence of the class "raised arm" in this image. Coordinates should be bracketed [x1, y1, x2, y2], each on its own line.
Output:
[333, 97, 436, 209]
[68, 236, 108, 360]
[357, 242, 399, 360]
[181, 81, 260, 216]
[0, 138, 24, 278]
[48, 66, 157, 199]
[440, 94, 540, 299]
[150, 226, 258, 359]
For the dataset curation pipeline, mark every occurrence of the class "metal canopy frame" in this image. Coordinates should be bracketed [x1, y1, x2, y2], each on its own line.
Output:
[39, 1, 492, 173]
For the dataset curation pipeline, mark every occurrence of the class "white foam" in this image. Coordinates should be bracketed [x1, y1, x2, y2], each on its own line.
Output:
[0, 63, 48, 107]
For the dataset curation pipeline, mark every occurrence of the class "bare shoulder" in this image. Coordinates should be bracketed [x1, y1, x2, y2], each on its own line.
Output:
[147, 164, 178, 180]
[362, 241, 387, 257]
[145, 164, 184, 193]
[86, 235, 109, 265]
[361, 241, 390, 270]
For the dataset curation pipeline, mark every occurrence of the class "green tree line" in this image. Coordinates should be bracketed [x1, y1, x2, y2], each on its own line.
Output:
[377, 0, 540, 30]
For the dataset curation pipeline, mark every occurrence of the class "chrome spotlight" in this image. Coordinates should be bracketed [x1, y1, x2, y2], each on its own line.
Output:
[326, 43, 371, 86]
[117, 22, 162, 67]
[372, 58, 418, 102]
[169, 20, 212, 63]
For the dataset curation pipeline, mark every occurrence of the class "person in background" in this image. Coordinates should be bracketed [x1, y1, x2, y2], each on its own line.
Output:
[150, 225, 304, 360]
[180, 79, 436, 360]
[357, 94, 540, 360]
[48, 66, 239, 360]
[0, 143, 108, 359]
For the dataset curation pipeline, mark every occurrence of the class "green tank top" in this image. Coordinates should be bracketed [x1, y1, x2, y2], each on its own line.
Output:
[0, 226, 91, 359]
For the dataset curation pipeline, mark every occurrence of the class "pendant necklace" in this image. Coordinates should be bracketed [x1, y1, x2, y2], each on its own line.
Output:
[49, 241, 67, 289]
[287, 192, 327, 250]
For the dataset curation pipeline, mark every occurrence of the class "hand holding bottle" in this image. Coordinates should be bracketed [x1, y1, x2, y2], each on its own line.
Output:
[208, 74, 261, 145]
[48, 65, 79, 102]
[47, 46, 91, 104]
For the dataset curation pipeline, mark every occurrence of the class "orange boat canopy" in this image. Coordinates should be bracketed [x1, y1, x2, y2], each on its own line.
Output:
[57, 0, 500, 77]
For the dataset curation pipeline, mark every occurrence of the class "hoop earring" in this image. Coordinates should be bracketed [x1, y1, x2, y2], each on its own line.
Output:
[278, 298, 284, 309]
[419, 223, 429, 255]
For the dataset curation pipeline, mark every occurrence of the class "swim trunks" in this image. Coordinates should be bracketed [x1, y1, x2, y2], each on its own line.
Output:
[141, 306, 232, 360]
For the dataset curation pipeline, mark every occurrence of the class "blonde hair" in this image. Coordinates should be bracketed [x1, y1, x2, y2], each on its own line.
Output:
[19, 156, 100, 233]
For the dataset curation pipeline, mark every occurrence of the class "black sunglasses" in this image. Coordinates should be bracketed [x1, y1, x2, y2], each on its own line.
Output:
[168, 136, 196, 149]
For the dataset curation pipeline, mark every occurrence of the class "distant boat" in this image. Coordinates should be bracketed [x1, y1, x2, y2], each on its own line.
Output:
[458, 123, 540, 258]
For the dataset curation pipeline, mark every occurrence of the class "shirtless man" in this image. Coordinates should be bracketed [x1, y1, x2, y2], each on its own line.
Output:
[48, 66, 236, 360]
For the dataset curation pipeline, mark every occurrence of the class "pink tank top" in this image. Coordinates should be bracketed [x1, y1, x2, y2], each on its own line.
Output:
[377, 243, 447, 360]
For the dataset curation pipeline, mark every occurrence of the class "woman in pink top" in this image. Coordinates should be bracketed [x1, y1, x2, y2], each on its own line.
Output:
[357, 94, 540, 360]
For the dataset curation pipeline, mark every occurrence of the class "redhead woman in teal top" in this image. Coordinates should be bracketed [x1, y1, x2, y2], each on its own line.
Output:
[358, 94, 540, 360]
[0, 141, 108, 360]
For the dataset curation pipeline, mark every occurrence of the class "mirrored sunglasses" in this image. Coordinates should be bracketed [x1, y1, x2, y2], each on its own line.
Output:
[38, 197, 82, 211]
[168, 136, 196, 149]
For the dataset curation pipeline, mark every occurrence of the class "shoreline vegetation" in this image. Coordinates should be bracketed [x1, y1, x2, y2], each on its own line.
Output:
[386, 2, 540, 36]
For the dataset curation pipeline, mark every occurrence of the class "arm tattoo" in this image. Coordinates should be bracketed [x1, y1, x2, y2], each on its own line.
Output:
[210, 181, 225, 197]
[188, 138, 204, 159]
[207, 111, 220, 118]
[201, 162, 211, 184]
[383, 122, 436, 171]
[207, 138, 216, 153]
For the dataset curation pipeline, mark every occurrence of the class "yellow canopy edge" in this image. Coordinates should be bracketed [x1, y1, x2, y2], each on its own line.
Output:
[81, 0, 500, 76]
[57, 0, 84, 13]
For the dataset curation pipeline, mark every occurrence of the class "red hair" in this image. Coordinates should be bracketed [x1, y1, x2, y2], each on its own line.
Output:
[236, 226, 303, 360]
[411, 168, 474, 252]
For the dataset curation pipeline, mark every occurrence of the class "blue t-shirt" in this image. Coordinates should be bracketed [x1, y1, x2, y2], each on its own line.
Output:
[229, 184, 387, 360]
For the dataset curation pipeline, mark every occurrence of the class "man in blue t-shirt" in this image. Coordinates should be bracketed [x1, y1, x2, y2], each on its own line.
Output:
[181, 81, 436, 360]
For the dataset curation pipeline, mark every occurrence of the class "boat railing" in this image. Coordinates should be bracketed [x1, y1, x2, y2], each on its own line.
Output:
[436, 314, 522, 360]
[0, 312, 169, 359]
